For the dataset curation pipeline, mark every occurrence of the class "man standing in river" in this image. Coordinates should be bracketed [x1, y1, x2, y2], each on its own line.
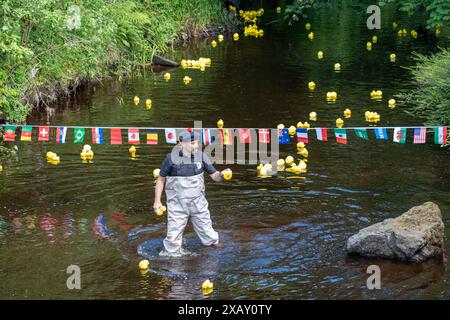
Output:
[153, 130, 230, 256]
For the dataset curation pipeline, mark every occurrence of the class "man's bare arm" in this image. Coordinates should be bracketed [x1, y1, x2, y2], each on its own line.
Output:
[153, 176, 166, 211]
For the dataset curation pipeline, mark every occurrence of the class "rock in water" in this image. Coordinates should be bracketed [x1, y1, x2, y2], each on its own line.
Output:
[347, 202, 445, 262]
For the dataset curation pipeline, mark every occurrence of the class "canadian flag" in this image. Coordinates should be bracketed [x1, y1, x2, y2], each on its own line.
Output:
[128, 128, 140, 144]
[38, 126, 50, 141]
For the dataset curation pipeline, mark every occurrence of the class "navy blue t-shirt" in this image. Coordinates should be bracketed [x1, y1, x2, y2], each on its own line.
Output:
[159, 150, 217, 177]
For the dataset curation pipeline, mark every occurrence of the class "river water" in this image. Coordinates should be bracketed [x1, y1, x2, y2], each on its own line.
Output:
[1, 5, 449, 299]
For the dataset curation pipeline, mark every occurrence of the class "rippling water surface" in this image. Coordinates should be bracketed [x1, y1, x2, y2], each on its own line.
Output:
[1, 5, 449, 299]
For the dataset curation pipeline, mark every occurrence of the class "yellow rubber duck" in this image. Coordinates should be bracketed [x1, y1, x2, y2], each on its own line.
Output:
[145, 99, 152, 109]
[334, 63, 341, 71]
[139, 260, 150, 270]
[308, 32, 314, 40]
[201, 279, 214, 295]
[218, 35, 224, 42]
[211, 40, 217, 48]
[288, 125, 296, 136]
[129, 145, 136, 157]
[390, 53, 396, 62]
[163, 72, 170, 81]
[411, 30, 418, 38]
[276, 7, 281, 13]
[183, 76, 191, 85]
[402, 28, 407, 36]
[388, 99, 396, 108]
[277, 159, 285, 171]
[133, 96, 140, 106]
[370, 90, 382, 99]
[317, 51, 324, 59]
[297, 142, 305, 149]
[305, 23, 311, 30]
[336, 118, 344, 128]
[326, 91, 337, 101]
[233, 33, 239, 41]
[217, 119, 224, 128]
[153, 168, 160, 179]
[0, 165, 2, 172]
[299, 148, 308, 158]
[309, 112, 317, 121]
[393, 22, 398, 29]
[372, 35, 378, 43]
[223, 169, 232, 180]
[308, 81, 316, 90]
[366, 42, 372, 50]
[277, 124, 285, 130]
[296, 122, 303, 128]
[397, 29, 403, 37]
[365, 111, 381, 123]
[285, 156, 294, 166]
[344, 108, 351, 118]
[303, 122, 310, 128]
[156, 205, 167, 216]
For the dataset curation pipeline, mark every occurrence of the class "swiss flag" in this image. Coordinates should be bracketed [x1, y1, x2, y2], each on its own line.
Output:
[238, 129, 252, 144]
[38, 126, 50, 141]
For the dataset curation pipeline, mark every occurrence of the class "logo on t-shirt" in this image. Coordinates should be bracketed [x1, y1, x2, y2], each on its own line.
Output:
[195, 162, 202, 170]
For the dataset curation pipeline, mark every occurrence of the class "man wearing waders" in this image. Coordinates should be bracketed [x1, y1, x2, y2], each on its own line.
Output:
[153, 131, 230, 256]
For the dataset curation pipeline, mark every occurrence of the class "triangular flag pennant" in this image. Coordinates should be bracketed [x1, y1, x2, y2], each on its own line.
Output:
[38, 126, 50, 141]
[20, 126, 33, 142]
[238, 128, 251, 144]
[413, 128, 426, 144]
[393, 128, 406, 144]
[128, 128, 140, 144]
[165, 129, 177, 144]
[354, 128, 368, 140]
[56, 127, 67, 143]
[92, 128, 104, 144]
[296, 128, 308, 143]
[258, 129, 270, 143]
[434, 127, 448, 145]
[278, 128, 290, 144]
[3, 125, 16, 141]
[334, 128, 347, 144]
[146, 129, 158, 145]
[220, 129, 233, 145]
[374, 128, 388, 140]
[315, 128, 328, 141]
[110, 128, 122, 145]
[74, 128, 85, 143]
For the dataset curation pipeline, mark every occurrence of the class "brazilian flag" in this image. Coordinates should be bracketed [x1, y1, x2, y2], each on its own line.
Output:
[74, 128, 85, 143]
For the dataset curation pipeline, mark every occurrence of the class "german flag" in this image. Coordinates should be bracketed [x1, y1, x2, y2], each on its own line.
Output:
[146, 129, 158, 145]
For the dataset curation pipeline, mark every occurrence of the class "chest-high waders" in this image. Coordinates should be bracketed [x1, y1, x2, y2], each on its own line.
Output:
[161, 173, 219, 256]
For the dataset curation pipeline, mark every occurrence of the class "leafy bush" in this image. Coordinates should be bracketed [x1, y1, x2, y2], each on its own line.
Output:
[398, 48, 450, 128]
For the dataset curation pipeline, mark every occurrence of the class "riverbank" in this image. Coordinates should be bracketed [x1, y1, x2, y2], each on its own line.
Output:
[0, 0, 238, 124]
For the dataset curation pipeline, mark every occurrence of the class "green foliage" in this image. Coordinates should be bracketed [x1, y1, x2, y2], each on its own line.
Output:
[398, 48, 450, 129]
[0, 0, 234, 123]
[378, 0, 449, 29]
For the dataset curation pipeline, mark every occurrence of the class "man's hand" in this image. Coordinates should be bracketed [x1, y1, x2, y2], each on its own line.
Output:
[153, 201, 163, 213]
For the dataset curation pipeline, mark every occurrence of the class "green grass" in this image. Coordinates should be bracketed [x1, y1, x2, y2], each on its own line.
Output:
[0, 0, 236, 123]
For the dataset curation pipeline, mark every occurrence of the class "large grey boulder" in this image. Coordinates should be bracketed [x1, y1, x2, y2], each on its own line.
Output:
[347, 202, 445, 262]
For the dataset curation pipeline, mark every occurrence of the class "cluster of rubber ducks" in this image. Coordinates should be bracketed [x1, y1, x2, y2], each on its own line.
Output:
[284, 155, 308, 175]
[46, 152, 60, 165]
[244, 24, 264, 38]
[80, 144, 94, 161]
[365, 111, 381, 123]
[370, 90, 383, 100]
[326, 91, 337, 102]
[180, 57, 212, 71]
[133, 96, 152, 109]
[239, 8, 264, 23]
